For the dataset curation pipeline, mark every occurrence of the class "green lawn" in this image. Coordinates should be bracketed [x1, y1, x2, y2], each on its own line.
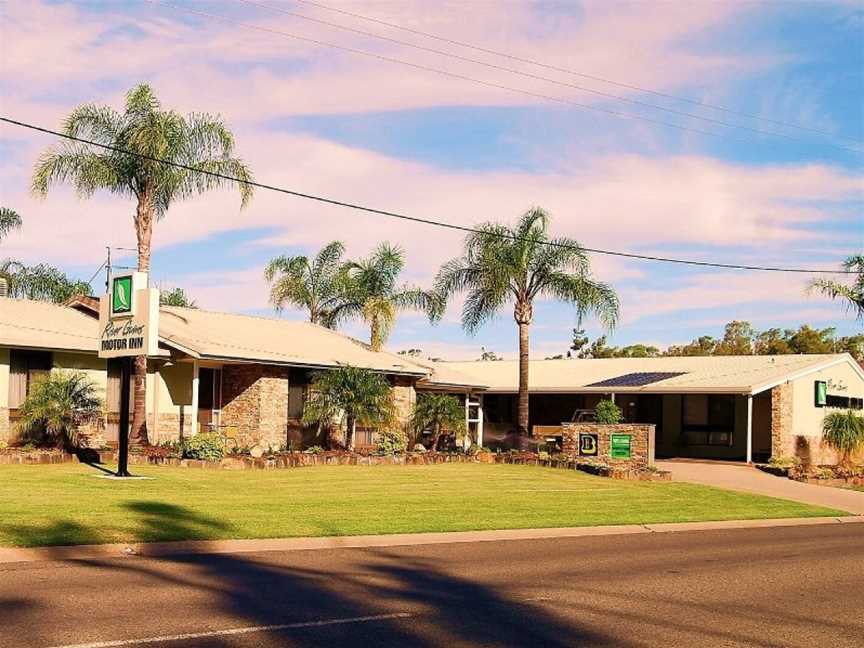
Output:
[0, 463, 845, 548]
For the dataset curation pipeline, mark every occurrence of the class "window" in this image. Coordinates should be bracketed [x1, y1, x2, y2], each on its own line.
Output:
[8, 350, 52, 408]
[682, 394, 735, 446]
[827, 395, 863, 410]
[288, 368, 308, 420]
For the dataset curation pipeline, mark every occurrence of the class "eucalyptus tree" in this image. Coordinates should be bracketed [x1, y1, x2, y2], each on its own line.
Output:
[0, 208, 22, 242]
[32, 84, 254, 444]
[435, 207, 619, 437]
[337, 243, 440, 351]
[159, 287, 197, 308]
[264, 241, 349, 326]
[810, 255, 864, 320]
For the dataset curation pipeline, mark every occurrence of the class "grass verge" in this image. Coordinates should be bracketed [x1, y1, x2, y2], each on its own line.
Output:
[0, 463, 846, 547]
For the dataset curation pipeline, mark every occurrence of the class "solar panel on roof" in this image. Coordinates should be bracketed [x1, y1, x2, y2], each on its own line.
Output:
[587, 372, 687, 388]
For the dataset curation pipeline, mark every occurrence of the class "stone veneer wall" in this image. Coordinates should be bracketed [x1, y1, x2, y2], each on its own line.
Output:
[561, 422, 655, 470]
[0, 408, 9, 444]
[220, 364, 290, 448]
[770, 383, 794, 460]
[391, 376, 417, 432]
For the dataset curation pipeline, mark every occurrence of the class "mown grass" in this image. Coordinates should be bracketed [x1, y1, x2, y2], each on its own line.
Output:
[0, 463, 845, 547]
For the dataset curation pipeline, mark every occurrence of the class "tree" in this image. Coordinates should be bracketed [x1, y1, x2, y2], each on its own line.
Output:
[159, 287, 197, 308]
[754, 328, 792, 355]
[18, 371, 102, 449]
[821, 410, 864, 469]
[264, 241, 349, 326]
[0, 207, 22, 242]
[338, 243, 439, 351]
[0, 260, 91, 303]
[664, 335, 717, 357]
[810, 255, 864, 320]
[301, 365, 394, 451]
[33, 84, 253, 445]
[576, 335, 616, 359]
[435, 207, 619, 437]
[714, 320, 755, 355]
[569, 327, 589, 358]
[398, 348, 423, 358]
[479, 347, 502, 361]
[412, 392, 466, 451]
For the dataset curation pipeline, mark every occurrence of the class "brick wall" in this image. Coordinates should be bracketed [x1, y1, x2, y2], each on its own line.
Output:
[0, 407, 9, 444]
[561, 422, 655, 470]
[221, 364, 290, 448]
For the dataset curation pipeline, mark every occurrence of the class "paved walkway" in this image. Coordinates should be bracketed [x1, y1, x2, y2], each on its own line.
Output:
[658, 460, 864, 515]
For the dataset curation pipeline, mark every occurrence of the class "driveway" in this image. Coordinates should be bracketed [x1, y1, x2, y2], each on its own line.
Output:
[657, 460, 864, 515]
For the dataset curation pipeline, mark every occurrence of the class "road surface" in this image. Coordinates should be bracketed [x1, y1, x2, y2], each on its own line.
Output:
[1, 523, 861, 647]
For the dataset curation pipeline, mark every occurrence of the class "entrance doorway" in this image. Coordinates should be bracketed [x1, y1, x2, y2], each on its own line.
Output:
[197, 367, 222, 432]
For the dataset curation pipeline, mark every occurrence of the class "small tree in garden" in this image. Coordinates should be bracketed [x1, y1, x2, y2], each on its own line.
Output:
[822, 409, 864, 469]
[412, 393, 467, 451]
[18, 371, 103, 449]
[302, 365, 394, 451]
[594, 399, 622, 424]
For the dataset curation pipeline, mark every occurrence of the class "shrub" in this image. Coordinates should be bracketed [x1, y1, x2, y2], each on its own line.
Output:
[376, 428, 407, 455]
[594, 399, 623, 424]
[768, 455, 799, 469]
[822, 409, 864, 468]
[412, 443, 427, 454]
[17, 370, 102, 449]
[182, 432, 225, 461]
[305, 445, 325, 455]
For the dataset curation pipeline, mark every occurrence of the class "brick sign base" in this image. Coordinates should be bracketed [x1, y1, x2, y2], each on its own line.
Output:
[561, 423, 655, 470]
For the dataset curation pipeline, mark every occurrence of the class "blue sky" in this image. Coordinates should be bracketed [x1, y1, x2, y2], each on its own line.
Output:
[1, 0, 861, 359]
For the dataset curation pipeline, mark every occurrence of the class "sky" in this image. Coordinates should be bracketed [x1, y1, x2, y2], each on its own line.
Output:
[0, 0, 862, 360]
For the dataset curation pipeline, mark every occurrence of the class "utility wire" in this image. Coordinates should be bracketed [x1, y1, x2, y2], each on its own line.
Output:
[149, 1, 862, 155]
[0, 115, 856, 275]
[290, 0, 861, 145]
[85, 260, 107, 287]
[231, 0, 857, 150]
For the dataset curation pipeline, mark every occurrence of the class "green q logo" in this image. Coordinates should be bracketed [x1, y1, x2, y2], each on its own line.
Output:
[112, 276, 133, 315]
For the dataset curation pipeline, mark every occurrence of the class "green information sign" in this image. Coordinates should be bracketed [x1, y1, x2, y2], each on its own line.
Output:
[814, 381, 827, 407]
[111, 275, 133, 315]
[610, 434, 632, 460]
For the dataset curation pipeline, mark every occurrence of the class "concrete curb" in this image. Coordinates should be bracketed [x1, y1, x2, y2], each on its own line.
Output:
[1, 515, 861, 565]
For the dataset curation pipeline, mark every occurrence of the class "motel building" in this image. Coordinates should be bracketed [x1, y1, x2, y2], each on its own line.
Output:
[2, 294, 863, 465]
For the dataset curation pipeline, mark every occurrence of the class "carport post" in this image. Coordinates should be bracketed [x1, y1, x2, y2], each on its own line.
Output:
[746, 394, 753, 464]
[191, 360, 200, 436]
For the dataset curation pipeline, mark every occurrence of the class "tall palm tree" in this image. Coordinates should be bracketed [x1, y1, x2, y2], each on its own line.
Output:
[0, 208, 22, 242]
[338, 243, 440, 351]
[435, 207, 619, 437]
[264, 241, 349, 326]
[810, 255, 864, 320]
[32, 84, 254, 445]
[0, 260, 91, 303]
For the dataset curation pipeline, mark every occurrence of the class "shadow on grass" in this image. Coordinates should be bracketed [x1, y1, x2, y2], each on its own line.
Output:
[0, 502, 610, 647]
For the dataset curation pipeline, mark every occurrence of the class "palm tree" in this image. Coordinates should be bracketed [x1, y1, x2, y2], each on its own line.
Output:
[302, 365, 394, 451]
[338, 243, 440, 351]
[822, 409, 864, 469]
[0, 208, 22, 242]
[0, 260, 91, 303]
[19, 371, 103, 450]
[32, 84, 254, 445]
[810, 255, 864, 320]
[412, 392, 466, 451]
[264, 241, 348, 326]
[159, 287, 197, 308]
[435, 207, 619, 438]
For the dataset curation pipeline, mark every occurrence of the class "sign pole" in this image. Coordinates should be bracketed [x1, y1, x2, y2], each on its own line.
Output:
[116, 356, 132, 478]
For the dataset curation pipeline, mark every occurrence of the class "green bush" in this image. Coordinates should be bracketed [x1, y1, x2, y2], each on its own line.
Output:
[182, 433, 225, 461]
[822, 409, 864, 468]
[412, 443, 427, 454]
[768, 455, 799, 468]
[305, 445, 325, 455]
[594, 399, 623, 424]
[375, 428, 407, 455]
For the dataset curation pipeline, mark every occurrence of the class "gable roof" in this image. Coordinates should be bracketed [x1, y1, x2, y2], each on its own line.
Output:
[0, 297, 99, 353]
[421, 354, 862, 395]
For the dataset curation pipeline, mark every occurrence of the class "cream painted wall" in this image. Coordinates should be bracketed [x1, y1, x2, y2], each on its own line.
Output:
[0, 348, 9, 409]
[53, 352, 108, 402]
[790, 360, 864, 440]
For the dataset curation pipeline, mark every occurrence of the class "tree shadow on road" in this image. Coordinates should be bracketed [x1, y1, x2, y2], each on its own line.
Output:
[0, 501, 618, 647]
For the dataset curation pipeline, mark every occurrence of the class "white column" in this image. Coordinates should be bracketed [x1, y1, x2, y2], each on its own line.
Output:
[746, 394, 753, 464]
[477, 393, 484, 448]
[191, 360, 200, 436]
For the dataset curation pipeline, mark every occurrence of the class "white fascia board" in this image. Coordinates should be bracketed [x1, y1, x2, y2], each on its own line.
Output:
[750, 355, 864, 396]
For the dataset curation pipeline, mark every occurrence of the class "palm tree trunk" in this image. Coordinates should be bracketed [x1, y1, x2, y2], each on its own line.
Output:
[131, 192, 154, 446]
[431, 421, 441, 452]
[369, 316, 381, 352]
[517, 321, 530, 438]
[347, 416, 356, 451]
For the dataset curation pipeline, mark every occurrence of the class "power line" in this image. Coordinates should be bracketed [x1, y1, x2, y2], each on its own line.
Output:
[0, 115, 856, 275]
[231, 0, 856, 150]
[149, 1, 862, 155]
[290, 0, 862, 145]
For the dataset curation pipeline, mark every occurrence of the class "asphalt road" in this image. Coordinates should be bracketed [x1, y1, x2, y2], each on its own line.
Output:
[1, 524, 862, 648]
